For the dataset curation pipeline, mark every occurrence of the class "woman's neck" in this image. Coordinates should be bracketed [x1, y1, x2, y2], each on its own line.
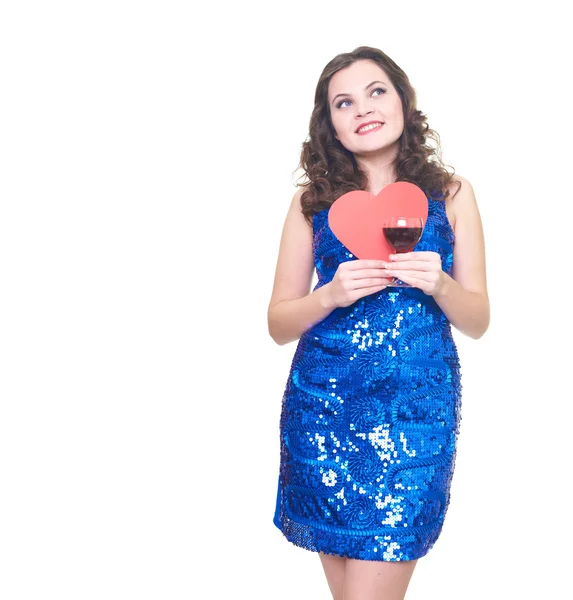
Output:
[354, 145, 399, 195]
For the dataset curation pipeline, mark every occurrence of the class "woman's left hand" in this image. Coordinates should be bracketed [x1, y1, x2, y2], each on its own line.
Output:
[383, 251, 447, 296]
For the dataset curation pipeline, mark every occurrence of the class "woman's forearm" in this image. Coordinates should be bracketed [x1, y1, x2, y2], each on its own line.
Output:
[433, 273, 490, 339]
[268, 284, 335, 345]
[268, 273, 489, 344]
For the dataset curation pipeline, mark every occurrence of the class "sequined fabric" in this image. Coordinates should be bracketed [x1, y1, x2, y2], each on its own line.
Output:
[273, 194, 463, 561]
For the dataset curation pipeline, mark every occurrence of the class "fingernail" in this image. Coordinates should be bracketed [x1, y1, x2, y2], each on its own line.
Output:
[389, 254, 396, 260]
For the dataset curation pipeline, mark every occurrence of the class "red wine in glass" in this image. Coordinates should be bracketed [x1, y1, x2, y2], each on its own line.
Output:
[382, 217, 424, 286]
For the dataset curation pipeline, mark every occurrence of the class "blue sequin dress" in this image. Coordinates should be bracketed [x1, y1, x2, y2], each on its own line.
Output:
[273, 193, 463, 562]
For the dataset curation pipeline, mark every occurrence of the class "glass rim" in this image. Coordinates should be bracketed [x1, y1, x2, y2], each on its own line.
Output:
[381, 217, 424, 225]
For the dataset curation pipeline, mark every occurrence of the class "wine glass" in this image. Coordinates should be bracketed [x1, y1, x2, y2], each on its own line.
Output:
[382, 216, 424, 287]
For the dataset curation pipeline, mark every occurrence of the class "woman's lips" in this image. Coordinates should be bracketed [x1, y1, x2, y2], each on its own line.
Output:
[356, 122, 384, 136]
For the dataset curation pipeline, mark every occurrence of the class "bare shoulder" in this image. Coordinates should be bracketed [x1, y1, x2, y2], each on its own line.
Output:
[290, 183, 309, 209]
[446, 174, 487, 297]
[448, 174, 477, 204]
[444, 174, 478, 229]
[286, 183, 312, 227]
[268, 183, 315, 307]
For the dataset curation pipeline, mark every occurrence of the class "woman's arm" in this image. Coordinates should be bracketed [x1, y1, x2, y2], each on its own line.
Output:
[433, 175, 490, 339]
[267, 187, 335, 345]
[383, 175, 490, 339]
[268, 187, 410, 345]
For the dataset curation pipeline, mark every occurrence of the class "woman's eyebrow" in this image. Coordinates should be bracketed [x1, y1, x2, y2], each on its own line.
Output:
[331, 80, 387, 105]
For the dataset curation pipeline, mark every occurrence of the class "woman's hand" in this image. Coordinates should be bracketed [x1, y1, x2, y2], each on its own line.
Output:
[324, 260, 393, 309]
[383, 251, 447, 296]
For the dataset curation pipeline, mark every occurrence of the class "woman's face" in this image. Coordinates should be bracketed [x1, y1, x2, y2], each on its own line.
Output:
[327, 59, 404, 156]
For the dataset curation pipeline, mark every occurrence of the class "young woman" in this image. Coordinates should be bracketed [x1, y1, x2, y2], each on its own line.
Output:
[268, 46, 489, 600]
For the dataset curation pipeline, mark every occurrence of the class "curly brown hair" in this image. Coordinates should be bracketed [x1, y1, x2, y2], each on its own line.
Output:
[296, 46, 461, 221]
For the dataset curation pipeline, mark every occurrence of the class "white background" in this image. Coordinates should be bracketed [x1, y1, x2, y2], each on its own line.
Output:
[1, 1, 571, 598]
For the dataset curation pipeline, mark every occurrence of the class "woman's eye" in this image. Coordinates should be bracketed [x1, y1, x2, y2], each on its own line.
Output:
[336, 88, 386, 109]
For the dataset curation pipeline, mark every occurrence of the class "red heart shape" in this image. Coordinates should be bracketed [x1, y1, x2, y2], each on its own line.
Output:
[328, 182, 429, 260]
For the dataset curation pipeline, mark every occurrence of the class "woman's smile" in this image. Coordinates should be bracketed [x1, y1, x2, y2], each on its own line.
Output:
[356, 121, 385, 135]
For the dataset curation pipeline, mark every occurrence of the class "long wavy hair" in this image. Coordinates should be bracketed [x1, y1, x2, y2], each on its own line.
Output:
[296, 46, 461, 221]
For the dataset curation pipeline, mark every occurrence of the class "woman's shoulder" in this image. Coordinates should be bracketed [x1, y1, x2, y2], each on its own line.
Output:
[286, 183, 308, 210]
[445, 174, 479, 230]
[290, 183, 315, 225]
[445, 173, 475, 229]
[445, 173, 472, 196]
[446, 174, 477, 205]
[294, 182, 310, 199]
[284, 184, 315, 231]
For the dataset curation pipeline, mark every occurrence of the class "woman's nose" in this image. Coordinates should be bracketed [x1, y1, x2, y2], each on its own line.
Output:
[355, 106, 374, 118]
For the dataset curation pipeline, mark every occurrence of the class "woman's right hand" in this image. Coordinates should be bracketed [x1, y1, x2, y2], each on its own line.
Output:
[323, 259, 393, 309]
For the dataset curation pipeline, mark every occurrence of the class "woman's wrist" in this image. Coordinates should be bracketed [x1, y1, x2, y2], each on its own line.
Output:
[432, 271, 453, 299]
[316, 283, 336, 311]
